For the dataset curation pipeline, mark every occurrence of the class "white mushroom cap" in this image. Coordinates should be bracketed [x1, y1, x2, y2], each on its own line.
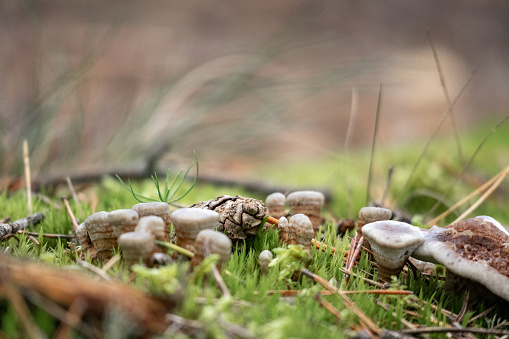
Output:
[259, 250, 273, 274]
[287, 191, 324, 233]
[288, 214, 315, 251]
[118, 231, 156, 267]
[194, 229, 232, 264]
[171, 208, 220, 239]
[358, 207, 392, 224]
[277, 216, 290, 244]
[171, 208, 220, 254]
[287, 191, 324, 205]
[363, 220, 424, 280]
[108, 209, 139, 238]
[135, 216, 166, 241]
[132, 202, 170, 216]
[266, 192, 286, 219]
[413, 218, 509, 301]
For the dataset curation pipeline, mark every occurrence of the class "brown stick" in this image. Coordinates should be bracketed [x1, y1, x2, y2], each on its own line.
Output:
[314, 293, 342, 320]
[62, 197, 80, 233]
[400, 327, 509, 336]
[301, 268, 381, 335]
[23, 140, 33, 215]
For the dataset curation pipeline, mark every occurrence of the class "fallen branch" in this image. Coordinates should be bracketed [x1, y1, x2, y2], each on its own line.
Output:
[399, 326, 509, 336]
[0, 213, 45, 240]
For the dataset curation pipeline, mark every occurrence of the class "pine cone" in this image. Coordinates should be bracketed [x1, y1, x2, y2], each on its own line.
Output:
[191, 195, 267, 244]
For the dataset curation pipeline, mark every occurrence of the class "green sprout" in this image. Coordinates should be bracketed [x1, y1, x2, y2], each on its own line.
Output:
[117, 154, 199, 204]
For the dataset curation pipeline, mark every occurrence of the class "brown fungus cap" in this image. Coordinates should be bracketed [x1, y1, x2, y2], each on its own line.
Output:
[135, 216, 166, 241]
[192, 229, 232, 267]
[362, 220, 424, 281]
[287, 191, 324, 233]
[84, 211, 117, 261]
[132, 202, 172, 240]
[413, 217, 509, 302]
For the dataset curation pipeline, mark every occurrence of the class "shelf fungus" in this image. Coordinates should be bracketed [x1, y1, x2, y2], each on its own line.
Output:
[362, 220, 424, 281]
[135, 216, 166, 241]
[107, 209, 139, 238]
[412, 217, 509, 303]
[132, 202, 172, 241]
[287, 191, 324, 234]
[191, 229, 232, 268]
[83, 211, 117, 261]
[118, 231, 156, 267]
[191, 195, 267, 246]
[171, 208, 220, 255]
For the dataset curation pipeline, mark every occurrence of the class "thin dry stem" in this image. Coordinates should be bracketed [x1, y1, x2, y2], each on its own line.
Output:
[23, 140, 33, 215]
[301, 268, 381, 335]
[428, 164, 509, 226]
[62, 197, 80, 233]
[66, 176, 82, 216]
[314, 293, 342, 320]
[204, 239, 231, 297]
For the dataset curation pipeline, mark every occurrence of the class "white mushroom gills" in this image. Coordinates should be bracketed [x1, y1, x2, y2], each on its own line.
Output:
[287, 191, 324, 234]
[108, 209, 139, 238]
[118, 231, 156, 267]
[191, 229, 232, 268]
[171, 208, 220, 254]
[76, 222, 96, 259]
[135, 216, 166, 241]
[259, 250, 273, 275]
[84, 211, 117, 261]
[362, 220, 424, 281]
[132, 202, 172, 241]
[266, 192, 286, 220]
[356, 206, 392, 240]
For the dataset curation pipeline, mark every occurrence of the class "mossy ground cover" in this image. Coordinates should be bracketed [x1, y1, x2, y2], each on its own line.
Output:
[1, 122, 509, 338]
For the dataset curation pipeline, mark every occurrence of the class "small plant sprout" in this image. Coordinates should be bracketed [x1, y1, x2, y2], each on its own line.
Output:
[76, 222, 96, 259]
[362, 220, 424, 281]
[83, 211, 117, 261]
[170, 208, 220, 255]
[107, 209, 139, 238]
[118, 231, 156, 267]
[270, 245, 313, 283]
[259, 250, 273, 275]
[266, 192, 286, 219]
[135, 216, 166, 241]
[132, 202, 172, 241]
[117, 154, 199, 205]
[191, 229, 232, 268]
[286, 191, 324, 234]
[356, 206, 392, 240]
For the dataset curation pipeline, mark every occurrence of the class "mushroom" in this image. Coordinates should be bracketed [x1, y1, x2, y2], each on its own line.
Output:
[132, 202, 172, 241]
[107, 209, 139, 238]
[76, 222, 96, 259]
[287, 191, 324, 234]
[118, 231, 156, 267]
[83, 211, 117, 261]
[191, 229, 232, 268]
[135, 216, 166, 241]
[259, 250, 273, 275]
[412, 217, 509, 302]
[362, 220, 424, 281]
[356, 206, 392, 240]
[171, 208, 220, 255]
[279, 214, 315, 254]
[266, 192, 286, 220]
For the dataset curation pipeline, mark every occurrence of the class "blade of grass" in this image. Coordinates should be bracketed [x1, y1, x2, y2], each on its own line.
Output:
[366, 84, 382, 206]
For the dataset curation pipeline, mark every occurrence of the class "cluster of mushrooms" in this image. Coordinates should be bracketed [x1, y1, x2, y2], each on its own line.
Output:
[77, 191, 509, 304]
[76, 201, 232, 268]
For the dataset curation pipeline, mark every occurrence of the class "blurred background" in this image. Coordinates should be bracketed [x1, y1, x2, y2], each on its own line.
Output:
[1, 0, 509, 188]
